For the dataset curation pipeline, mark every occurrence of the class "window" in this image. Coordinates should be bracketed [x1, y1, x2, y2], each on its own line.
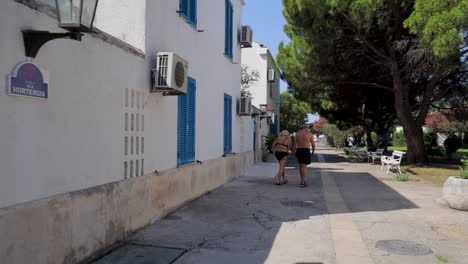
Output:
[177, 77, 196, 165]
[224, 0, 233, 59]
[224, 93, 232, 155]
[179, 0, 197, 27]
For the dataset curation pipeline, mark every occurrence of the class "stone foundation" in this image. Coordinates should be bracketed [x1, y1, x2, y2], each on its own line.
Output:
[0, 152, 253, 264]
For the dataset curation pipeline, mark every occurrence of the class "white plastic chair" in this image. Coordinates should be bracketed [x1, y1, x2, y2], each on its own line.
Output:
[381, 150, 406, 174]
[367, 148, 384, 164]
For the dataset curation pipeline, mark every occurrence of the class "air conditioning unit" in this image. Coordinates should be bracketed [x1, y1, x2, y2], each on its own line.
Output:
[240, 26, 253, 48]
[151, 52, 188, 95]
[238, 97, 252, 116]
[268, 68, 276, 82]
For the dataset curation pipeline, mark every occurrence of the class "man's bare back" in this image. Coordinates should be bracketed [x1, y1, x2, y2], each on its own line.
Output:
[296, 128, 315, 150]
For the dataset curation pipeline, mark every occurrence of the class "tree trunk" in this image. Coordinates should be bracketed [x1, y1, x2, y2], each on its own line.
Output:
[365, 127, 375, 150]
[391, 64, 425, 163]
[376, 130, 390, 150]
[401, 124, 425, 163]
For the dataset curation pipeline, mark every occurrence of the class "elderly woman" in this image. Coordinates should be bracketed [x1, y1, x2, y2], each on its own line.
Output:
[272, 130, 291, 185]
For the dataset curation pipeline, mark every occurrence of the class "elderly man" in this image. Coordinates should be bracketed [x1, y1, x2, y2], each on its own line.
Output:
[294, 124, 315, 187]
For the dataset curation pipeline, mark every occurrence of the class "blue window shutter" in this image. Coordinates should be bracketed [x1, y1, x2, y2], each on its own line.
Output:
[178, 77, 196, 165]
[224, 0, 234, 59]
[224, 0, 229, 56]
[180, 0, 196, 26]
[186, 78, 196, 163]
[178, 92, 188, 165]
[223, 95, 227, 154]
[224, 94, 232, 154]
[189, 0, 197, 26]
[180, 0, 188, 17]
[228, 2, 233, 59]
[228, 96, 232, 153]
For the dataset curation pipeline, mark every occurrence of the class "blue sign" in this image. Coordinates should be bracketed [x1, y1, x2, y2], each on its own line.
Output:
[9, 62, 48, 98]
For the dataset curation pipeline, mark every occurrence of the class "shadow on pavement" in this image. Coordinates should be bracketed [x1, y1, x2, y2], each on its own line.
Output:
[116, 149, 418, 263]
[331, 171, 418, 212]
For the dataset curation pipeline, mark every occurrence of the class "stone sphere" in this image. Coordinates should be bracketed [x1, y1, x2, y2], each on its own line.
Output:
[442, 176, 468, 211]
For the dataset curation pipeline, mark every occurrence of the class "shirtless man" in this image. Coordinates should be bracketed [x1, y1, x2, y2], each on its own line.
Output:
[294, 124, 316, 187]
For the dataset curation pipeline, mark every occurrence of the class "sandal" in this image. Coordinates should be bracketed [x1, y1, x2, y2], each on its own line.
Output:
[275, 181, 281, 185]
[300, 182, 307, 187]
[283, 179, 288, 184]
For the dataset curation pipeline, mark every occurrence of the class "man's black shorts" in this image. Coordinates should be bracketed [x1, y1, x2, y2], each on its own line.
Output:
[296, 148, 312, 165]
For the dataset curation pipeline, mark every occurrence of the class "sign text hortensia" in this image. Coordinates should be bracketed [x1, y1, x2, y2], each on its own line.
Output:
[8, 62, 48, 98]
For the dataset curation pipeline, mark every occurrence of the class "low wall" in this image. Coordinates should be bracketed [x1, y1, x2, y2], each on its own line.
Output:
[0, 151, 254, 264]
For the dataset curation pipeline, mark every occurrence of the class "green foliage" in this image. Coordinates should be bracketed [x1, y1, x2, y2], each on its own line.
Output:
[393, 131, 406, 147]
[396, 172, 410, 182]
[279, 91, 311, 132]
[404, 0, 468, 58]
[321, 123, 349, 148]
[371, 132, 377, 145]
[436, 255, 449, 263]
[444, 137, 463, 159]
[426, 146, 445, 158]
[424, 132, 444, 157]
[264, 134, 276, 153]
[460, 156, 468, 179]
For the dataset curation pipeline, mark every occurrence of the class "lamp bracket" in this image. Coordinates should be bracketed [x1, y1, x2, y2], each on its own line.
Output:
[22, 30, 83, 58]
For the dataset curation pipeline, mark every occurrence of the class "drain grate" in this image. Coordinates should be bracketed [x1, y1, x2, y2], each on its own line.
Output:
[376, 240, 433, 256]
[94, 243, 186, 264]
[281, 200, 317, 208]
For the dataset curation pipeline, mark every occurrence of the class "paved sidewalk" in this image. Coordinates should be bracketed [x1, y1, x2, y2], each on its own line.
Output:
[93, 142, 468, 264]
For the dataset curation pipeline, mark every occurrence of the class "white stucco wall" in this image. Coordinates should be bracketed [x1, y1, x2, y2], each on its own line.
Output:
[0, 0, 250, 208]
[144, 0, 247, 167]
[241, 42, 281, 134]
[94, 0, 146, 51]
[241, 43, 268, 108]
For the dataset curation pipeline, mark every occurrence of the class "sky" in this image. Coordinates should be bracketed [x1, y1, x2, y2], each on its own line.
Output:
[243, 0, 320, 123]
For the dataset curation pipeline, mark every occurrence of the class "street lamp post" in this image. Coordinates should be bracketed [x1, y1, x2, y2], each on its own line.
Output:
[22, 0, 99, 58]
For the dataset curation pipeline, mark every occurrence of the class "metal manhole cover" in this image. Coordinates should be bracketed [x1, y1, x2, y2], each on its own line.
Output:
[376, 240, 433, 256]
[281, 200, 317, 208]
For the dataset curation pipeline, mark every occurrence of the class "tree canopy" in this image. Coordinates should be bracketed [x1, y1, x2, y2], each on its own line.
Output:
[405, 0, 468, 58]
[279, 91, 311, 133]
[278, 0, 468, 162]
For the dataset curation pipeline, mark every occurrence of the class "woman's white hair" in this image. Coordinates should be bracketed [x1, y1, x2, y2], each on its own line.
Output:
[280, 130, 289, 136]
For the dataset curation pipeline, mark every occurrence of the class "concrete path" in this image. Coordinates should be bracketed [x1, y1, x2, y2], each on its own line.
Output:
[94, 142, 468, 264]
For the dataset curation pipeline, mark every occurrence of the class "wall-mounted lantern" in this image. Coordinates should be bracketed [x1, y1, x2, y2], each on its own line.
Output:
[22, 0, 99, 58]
[259, 104, 268, 114]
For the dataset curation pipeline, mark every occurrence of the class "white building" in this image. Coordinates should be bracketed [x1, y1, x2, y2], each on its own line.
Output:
[0, 0, 254, 263]
[241, 42, 281, 158]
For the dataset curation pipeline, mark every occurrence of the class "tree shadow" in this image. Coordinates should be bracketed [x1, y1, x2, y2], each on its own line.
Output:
[121, 151, 417, 263]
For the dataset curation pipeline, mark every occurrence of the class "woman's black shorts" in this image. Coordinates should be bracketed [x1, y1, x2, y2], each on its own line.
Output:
[275, 151, 288, 161]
